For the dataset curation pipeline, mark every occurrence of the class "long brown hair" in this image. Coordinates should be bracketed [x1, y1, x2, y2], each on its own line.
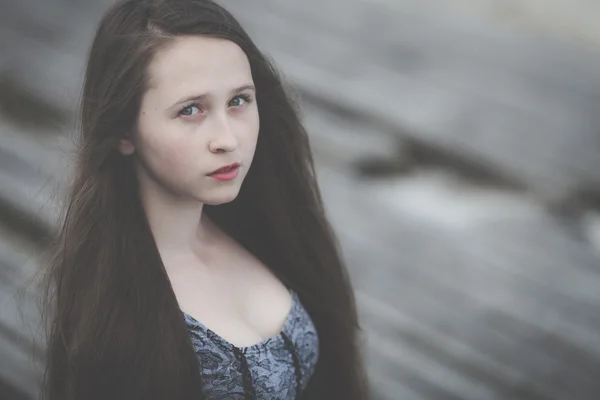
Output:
[39, 0, 368, 398]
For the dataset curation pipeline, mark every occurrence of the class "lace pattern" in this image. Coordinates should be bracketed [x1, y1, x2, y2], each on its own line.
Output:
[183, 291, 319, 399]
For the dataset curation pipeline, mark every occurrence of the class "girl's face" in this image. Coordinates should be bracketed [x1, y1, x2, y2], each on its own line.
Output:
[119, 35, 260, 206]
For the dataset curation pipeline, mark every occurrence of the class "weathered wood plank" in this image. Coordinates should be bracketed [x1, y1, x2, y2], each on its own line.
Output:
[0, 227, 42, 398]
[225, 0, 600, 203]
[315, 162, 600, 399]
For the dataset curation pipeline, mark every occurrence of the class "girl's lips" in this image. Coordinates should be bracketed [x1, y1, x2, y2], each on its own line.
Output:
[208, 162, 240, 176]
[208, 164, 240, 181]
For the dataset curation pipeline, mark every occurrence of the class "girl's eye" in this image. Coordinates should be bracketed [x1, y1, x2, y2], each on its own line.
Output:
[229, 94, 252, 108]
[179, 103, 202, 117]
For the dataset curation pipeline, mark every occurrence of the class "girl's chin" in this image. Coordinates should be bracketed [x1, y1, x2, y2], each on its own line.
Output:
[199, 189, 241, 206]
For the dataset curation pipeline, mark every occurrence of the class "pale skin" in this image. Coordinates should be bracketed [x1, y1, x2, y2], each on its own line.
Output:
[117, 35, 292, 348]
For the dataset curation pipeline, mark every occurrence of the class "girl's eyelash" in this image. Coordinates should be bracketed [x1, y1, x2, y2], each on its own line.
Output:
[232, 93, 253, 105]
[179, 102, 202, 115]
[239, 93, 252, 101]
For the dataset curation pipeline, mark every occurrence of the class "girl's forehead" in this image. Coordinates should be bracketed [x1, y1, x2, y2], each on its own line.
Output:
[142, 36, 253, 111]
[146, 36, 252, 93]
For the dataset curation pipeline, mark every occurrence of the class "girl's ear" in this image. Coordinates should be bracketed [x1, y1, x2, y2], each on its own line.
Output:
[117, 135, 136, 155]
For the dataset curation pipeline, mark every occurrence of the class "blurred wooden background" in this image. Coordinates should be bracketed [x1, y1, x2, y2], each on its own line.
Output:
[2, 1, 600, 399]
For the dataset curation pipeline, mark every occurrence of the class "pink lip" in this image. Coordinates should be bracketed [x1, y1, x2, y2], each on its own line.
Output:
[208, 163, 240, 181]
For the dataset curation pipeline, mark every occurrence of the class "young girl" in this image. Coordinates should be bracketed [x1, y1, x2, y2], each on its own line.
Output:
[40, 0, 368, 399]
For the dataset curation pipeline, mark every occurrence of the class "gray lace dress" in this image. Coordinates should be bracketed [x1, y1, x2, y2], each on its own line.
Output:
[183, 290, 319, 399]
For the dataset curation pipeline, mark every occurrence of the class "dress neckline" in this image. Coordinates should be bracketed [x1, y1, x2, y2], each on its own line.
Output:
[182, 290, 299, 353]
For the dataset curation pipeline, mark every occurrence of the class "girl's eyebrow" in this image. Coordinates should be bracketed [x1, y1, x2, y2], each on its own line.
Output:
[172, 84, 256, 107]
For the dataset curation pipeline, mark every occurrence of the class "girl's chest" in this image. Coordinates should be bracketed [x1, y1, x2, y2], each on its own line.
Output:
[169, 249, 293, 348]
